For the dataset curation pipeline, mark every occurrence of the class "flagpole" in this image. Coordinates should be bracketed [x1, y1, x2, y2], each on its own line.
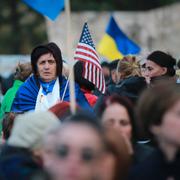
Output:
[65, 0, 76, 114]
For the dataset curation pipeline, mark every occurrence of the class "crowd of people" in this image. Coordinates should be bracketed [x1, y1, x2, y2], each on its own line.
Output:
[0, 42, 180, 180]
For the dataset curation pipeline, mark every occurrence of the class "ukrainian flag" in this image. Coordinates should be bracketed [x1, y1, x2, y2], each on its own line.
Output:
[97, 16, 141, 61]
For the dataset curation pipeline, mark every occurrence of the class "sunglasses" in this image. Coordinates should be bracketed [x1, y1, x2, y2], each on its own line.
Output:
[55, 144, 101, 163]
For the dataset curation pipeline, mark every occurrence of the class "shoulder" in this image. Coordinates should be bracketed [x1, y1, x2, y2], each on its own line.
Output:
[128, 149, 164, 180]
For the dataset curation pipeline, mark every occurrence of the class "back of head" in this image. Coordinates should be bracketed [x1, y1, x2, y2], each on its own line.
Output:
[147, 50, 176, 77]
[101, 61, 110, 69]
[14, 62, 32, 81]
[109, 59, 119, 72]
[64, 110, 103, 134]
[8, 111, 60, 150]
[117, 56, 141, 79]
[31, 42, 63, 77]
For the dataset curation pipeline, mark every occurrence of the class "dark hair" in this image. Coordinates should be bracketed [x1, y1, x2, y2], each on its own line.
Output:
[2, 112, 17, 140]
[98, 94, 137, 141]
[147, 50, 176, 77]
[31, 42, 63, 78]
[109, 59, 119, 71]
[136, 80, 180, 140]
[177, 59, 180, 69]
[64, 110, 103, 134]
[101, 61, 110, 68]
[74, 61, 95, 91]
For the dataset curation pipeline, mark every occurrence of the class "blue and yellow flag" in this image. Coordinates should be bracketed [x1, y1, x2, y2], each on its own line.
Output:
[97, 16, 141, 61]
[23, 0, 64, 20]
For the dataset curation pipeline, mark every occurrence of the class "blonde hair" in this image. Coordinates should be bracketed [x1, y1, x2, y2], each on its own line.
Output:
[117, 56, 141, 79]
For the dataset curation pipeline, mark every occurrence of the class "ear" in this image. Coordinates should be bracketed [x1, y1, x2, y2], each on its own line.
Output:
[162, 67, 167, 75]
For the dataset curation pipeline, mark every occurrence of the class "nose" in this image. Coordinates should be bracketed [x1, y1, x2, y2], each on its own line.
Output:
[144, 69, 150, 77]
[44, 61, 50, 69]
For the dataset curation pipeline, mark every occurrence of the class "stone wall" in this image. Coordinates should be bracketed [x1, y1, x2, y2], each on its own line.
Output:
[46, 3, 180, 60]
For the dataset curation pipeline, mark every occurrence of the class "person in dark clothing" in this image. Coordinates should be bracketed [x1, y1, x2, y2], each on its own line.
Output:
[0, 145, 45, 180]
[128, 80, 180, 180]
[94, 56, 147, 112]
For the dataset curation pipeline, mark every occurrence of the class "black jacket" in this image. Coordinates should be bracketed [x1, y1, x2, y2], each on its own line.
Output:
[106, 76, 147, 103]
[128, 149, 180, 180]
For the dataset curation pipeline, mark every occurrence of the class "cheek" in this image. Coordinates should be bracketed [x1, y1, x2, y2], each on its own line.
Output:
[121, 125, 132, 139]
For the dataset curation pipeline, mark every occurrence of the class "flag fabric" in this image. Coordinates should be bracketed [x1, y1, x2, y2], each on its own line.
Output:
[23, 0, 64, 20]
[74, 23, 106, 94]
[97, 15, 141, 61]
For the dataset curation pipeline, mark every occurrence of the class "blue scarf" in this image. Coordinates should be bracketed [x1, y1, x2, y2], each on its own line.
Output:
[39, 79, 56, 95]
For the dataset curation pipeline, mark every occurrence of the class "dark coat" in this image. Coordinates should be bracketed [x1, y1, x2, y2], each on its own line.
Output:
[0, 145, 43, 180]
[106, 76, 147, 103]
[128, 149, 180, 180]
[94, 76, 147, 114]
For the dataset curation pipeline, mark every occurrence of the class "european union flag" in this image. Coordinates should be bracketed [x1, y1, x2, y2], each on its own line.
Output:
[97, 15, 141, 61]
[23, 0, 64, 20]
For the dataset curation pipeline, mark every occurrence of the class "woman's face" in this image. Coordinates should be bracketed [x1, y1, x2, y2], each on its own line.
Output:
[49, 123, 104, 180]
[151, 100, 180, 149]
[102, 103, 132, 140]
[145, 60, 166, 79]
[37, 53, 57, 82]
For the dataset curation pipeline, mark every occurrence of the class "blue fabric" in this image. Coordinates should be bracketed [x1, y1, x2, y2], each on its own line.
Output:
[39, 79, 56, 95]
[23, 0, 64, 20]
[11, 75, 92, 112]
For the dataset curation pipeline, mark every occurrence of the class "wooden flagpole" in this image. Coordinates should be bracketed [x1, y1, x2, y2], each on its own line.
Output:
[65, 0, 76, 114]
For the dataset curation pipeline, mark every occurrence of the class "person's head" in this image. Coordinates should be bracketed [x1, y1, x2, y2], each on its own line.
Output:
[136, 80, 180, 151]
[117, 56, 141, 82]
[109, 59, 119, 83]
[74, 61, 95, 91]
[100, 129, 131, 180]
[146, 50, 176, 81]
[7, 111, 60, 158]
[98, 94, 136, 143]
[44, 112, 105, 180]
[101, 61, 110, 81]
[14, 62, 32, 81]
[31, 42, 63, 82]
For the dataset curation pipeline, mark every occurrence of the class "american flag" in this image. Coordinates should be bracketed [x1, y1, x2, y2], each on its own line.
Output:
[74, 23, 106, 94]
